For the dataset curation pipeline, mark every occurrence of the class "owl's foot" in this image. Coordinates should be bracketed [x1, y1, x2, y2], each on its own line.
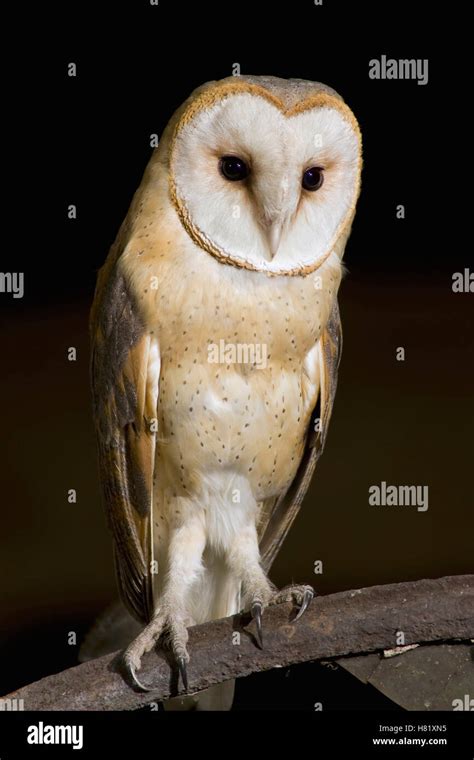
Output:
[249, 584, 315, 648]
[123, 610, 190, 693]
[270, 583, 315, 619]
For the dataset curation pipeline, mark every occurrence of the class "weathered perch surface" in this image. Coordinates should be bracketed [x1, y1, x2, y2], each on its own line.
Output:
[3, 575, 473, 710]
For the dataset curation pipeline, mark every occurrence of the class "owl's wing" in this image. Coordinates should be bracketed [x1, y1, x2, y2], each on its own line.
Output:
[90, 252, 159, 624]
[258, 299, 342, 573]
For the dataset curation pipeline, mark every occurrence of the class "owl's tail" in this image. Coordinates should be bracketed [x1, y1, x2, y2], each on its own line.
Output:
[79, 601, 142, 662]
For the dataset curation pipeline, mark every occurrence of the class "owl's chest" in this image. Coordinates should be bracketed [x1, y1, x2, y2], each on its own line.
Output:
[123, 203, 339, 362]
[154, 259, 326, 364]
[149, 259, 330, 497]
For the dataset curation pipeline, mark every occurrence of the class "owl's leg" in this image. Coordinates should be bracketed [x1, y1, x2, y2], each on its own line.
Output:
[123, 515, 206, 692]
[227, 525, 275, 647]
[227, 526, 314, 647]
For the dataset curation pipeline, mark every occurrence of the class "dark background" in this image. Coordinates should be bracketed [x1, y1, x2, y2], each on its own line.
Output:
[0, 2, 471, 709]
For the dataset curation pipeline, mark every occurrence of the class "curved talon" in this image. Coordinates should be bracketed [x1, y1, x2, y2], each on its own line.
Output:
[178, 656, 189, 691]
[251, 601, 264, 648]
[128, 662, 151, 692]
[293, 588, 314, 622]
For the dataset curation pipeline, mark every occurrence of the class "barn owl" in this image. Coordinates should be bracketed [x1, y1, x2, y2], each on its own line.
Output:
[90, 75, 362, 704]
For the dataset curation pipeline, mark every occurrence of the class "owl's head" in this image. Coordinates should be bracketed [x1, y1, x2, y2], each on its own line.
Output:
[166, 76, 362, 276]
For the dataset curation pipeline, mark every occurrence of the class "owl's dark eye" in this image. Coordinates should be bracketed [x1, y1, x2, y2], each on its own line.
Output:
[302, 166, 324, 191]
[219, 155, 249, 182]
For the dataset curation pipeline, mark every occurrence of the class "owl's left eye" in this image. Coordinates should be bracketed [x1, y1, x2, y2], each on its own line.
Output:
[219, 155, 250, 182]
[302, 166, 324, 191]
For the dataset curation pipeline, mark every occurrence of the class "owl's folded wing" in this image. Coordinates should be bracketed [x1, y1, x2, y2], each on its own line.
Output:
[90, 254, 160, 624]
[258, 299, 342, 572]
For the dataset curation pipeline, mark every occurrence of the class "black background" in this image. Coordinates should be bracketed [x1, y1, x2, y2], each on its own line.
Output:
[0, 0, 472, 725]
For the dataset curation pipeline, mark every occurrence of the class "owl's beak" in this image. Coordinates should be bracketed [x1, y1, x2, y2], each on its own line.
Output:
[268, 221, 284, 259]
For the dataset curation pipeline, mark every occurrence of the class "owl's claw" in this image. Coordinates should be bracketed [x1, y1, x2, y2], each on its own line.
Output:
[122, 610, 190, 694]
[246, 584, 315, 650]
[251, 600, 264, 648]
[178, 656, 189, 691]
[292, 587, 314, 622]
[126, 660, 151, 692]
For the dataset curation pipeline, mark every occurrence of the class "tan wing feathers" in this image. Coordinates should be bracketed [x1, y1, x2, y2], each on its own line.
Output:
[90, 260, 157, 624]
[259, 299, 342, 573]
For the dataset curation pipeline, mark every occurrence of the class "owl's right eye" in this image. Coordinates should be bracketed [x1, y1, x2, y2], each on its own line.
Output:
[219, 155, 250, 182]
